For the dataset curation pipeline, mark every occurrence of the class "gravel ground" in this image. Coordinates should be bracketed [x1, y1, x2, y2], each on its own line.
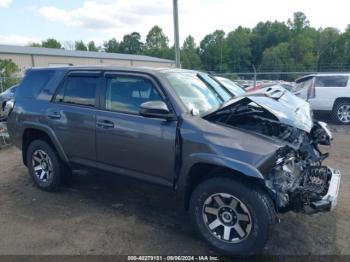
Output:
[0, 126, 349, 255]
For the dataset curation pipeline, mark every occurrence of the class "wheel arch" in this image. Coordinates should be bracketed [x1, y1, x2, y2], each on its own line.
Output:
[333, 97, 350, 109]
[21, 123, 69, 166]
[182, 161, 267, 210]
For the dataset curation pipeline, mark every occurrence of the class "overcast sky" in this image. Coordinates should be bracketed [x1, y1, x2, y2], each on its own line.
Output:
[0, 0, 349, 47]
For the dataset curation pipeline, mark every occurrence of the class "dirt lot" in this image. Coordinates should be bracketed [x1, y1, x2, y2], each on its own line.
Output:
[0, 125, 349, 255]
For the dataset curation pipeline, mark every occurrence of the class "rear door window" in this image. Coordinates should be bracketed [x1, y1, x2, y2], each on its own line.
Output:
[315, 76, 349, 87]
[17, 70, 55, 98]
[55, 76, 98, 107]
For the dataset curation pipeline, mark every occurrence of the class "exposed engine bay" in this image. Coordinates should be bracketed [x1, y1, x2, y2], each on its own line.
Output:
[205, 94, 336, 213]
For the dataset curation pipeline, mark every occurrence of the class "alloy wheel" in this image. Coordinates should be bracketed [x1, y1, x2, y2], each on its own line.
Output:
[337, 104, 350, 124]
[202, 193, 252, 243]
[32, 149, 53, 183]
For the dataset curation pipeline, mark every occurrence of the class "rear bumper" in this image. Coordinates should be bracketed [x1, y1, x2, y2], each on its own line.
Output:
[310, 168, 341, 212]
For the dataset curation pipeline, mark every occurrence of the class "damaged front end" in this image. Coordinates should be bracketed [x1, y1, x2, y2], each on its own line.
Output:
[268, 147, 341, 213]
[204, 87, 341, 213]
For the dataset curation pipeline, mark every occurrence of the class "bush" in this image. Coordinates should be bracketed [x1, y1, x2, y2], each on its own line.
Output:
[0, 59, 20, 92]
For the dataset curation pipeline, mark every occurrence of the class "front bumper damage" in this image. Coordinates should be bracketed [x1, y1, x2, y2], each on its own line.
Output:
[258, 121, 341, 214]
[310, 168, 341, 212]
[269, 165, 342, 214]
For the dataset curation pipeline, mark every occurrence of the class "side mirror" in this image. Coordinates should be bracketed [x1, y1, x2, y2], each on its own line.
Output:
[139, 101, 174, 119]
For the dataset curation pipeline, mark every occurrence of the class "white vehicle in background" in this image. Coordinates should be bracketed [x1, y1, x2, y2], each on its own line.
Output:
[294, 73, 350, 124]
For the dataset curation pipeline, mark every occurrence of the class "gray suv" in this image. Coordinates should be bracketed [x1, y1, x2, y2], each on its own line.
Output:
[7, 67, 341, 255]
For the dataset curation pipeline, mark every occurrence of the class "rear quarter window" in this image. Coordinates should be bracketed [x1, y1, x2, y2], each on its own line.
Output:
[17, 70, 55, 98]
[315, 76, 349, 87]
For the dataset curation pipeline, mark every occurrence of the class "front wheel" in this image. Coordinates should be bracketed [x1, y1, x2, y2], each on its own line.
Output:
[190, 177, 275, 255]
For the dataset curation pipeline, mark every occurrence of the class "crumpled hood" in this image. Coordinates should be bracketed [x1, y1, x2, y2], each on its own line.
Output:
[210, 85, 313, 133]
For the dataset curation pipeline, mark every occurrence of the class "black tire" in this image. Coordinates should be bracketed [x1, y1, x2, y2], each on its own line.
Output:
[189, 177, 275, 255]
[332, 100, 350, 125]
[26, 139, 65, 191]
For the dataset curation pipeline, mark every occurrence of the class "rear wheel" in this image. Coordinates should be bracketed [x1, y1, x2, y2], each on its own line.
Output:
[26, 139, 67, 191]
[332, 101, 350, 124]
[190, 177, 275, 255]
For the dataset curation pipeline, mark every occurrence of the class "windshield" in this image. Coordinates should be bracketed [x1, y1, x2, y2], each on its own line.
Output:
[215, 77, 246, 96]
[165, 71, 232, 114]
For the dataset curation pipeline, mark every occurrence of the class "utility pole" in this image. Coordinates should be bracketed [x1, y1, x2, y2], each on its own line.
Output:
[220, 38, 223, 73]
[252, 64, 257, 88]
[173, 0, 181, 68]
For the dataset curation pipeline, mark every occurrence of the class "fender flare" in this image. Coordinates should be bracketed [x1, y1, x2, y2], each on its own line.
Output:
[176, 152, 265, 200]
[21, 121, 69, 164]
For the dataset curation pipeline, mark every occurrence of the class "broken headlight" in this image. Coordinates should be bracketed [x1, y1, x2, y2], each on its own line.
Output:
[276, 155, 296, 173]
[275, 147, 297, 170]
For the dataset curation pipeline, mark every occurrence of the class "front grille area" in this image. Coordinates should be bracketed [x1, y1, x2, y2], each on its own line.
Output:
[301, 166, 330, 195]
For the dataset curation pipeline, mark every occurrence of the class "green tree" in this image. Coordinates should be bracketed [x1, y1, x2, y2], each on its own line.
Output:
[199, 30, 227, 72]
[181, 35, 201, 69]
[289, 27, 318, 71]
[251, 21, 291, 65]
[288, 12, 310, 34]
[103, 38, 120, 53]
[183, 35, 196, 50]
[146, 26, 169, 50]
[335, 26, 350, 67]
[260, 43, 295, 80]
[87, 41, 98, 52]
[41, 38, 62, 49]
[75, 41, 88, 51]
[315, 27, 340, 70]
[144, 26, 171, 59]
[120, 32, 143, 54]
[226, 26, 252, 72]
[0, 59, 20, 91]
[29, 42, 42, 47]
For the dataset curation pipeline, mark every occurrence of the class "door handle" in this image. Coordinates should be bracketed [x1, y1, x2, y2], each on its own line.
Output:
[97, 120, 115, 129]
[47, 112, 61, 119]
